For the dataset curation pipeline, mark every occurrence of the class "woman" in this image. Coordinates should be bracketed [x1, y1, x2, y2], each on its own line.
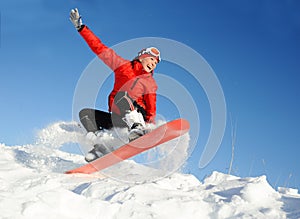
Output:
[70, 8, 161, 161]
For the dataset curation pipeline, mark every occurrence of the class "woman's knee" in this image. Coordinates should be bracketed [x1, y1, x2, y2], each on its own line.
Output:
[79, 108, 94, 119]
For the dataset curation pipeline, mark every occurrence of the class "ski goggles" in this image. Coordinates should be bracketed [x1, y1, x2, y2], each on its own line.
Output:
[138, 47, 161, 62]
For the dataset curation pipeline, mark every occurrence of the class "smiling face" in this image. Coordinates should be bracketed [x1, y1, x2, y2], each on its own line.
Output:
[139, 56, 158, 73]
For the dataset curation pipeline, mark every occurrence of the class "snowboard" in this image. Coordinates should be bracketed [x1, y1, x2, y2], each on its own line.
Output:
[65, 118, 190, 174]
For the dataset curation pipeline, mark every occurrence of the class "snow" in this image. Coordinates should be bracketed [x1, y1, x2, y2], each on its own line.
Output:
[0, 121, 299, 219]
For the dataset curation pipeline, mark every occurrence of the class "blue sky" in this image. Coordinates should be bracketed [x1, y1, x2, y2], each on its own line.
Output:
[1, 1, 299, 189]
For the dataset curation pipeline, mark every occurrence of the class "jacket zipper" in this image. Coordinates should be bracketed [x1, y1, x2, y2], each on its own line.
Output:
[130, 78, 140, 90]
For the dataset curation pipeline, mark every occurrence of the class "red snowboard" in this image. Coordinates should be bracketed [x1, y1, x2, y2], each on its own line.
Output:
[65, 118, 190, 174]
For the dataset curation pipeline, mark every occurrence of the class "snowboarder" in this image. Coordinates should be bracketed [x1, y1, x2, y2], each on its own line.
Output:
[69, 8, 161, 161]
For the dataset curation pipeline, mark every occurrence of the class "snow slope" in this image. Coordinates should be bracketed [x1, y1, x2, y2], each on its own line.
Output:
[0, 121, 299, 219]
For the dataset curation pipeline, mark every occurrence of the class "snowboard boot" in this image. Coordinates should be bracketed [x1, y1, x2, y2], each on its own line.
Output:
[84, 143, 112, 162]
[85, 147, 103, 162]
[128, 123, 147, 142]
[123, 110, 147, 142]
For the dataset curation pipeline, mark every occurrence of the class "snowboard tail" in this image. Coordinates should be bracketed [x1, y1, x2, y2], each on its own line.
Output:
[65, 118, 190, 174]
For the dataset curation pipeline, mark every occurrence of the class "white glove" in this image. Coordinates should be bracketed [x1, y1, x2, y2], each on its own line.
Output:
[69, 8, 83, 30]
[123, 110, 146, 129]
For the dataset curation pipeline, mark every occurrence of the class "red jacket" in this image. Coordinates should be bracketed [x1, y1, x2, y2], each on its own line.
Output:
[79, 25, 157, 122]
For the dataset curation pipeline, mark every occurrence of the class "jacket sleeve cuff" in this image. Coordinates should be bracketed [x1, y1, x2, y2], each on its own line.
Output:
[77, 25, 86, 32]
[146, 116, 156, 124]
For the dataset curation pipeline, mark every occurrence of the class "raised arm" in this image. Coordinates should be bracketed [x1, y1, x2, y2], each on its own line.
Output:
[70, 8, 127, 71]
